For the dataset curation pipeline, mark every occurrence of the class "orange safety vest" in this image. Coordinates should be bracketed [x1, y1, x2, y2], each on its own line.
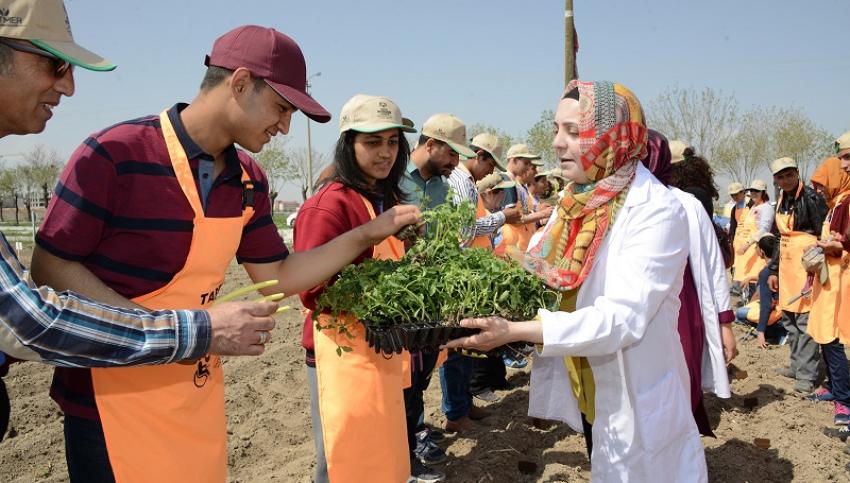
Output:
[470, 196, 495, 250]
[732, 206, 767, 283]
[776, 185, 817, 314]
[313, 195, 410, 483]
[495, 180, 534, 254]
[90, 111, 255, 482]
[743, 299, 782, 326]
[809, 193, 850, 344]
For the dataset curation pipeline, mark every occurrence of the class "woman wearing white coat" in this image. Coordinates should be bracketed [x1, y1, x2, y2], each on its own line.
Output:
[445, 80, 707, 482]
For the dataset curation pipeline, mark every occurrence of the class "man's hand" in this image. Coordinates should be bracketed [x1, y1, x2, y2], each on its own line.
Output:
[502, 207, 522, 224]
[207, 301, 278, 356]
[358, 205, 422, 246]
[767, 274, 779, 292]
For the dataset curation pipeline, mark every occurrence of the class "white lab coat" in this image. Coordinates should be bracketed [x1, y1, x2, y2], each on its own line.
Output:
[528, 164, 707, 482]
[671, 188, 731, 398]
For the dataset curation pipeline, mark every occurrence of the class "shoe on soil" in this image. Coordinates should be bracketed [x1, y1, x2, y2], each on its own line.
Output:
[409, 457, 445, 483]
[805, 387, 835, 402]
[794, 380, 816, 393]
[823, 426, 850, 441]
[414, 431, 447, 465]
[835, 402, 850, 426]
[503, 355, 528, 369]
[773, 366, 795, 379]
[473, 389, 499, 403]
[444, 416, 475, 433]
[421, 427, 445, 444]
[467, 405, 490, 420]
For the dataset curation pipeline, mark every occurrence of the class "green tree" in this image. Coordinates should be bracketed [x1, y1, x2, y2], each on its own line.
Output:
[467, 123, 516, 163]
[525, 109, 557, 169]
[772, 107, 834, 180]
[713, 106, 777, 186]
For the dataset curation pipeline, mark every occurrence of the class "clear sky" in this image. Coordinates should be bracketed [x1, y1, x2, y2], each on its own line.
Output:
[2, 0, 848, 200]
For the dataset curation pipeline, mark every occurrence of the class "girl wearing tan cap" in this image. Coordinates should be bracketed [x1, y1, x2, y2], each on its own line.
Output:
[294, 94, 444, 483]
[446, 80, 707, 481]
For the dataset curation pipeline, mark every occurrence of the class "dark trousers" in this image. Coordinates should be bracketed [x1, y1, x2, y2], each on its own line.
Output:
[0, 378, 8, 442]
[781, 311, 822, 383]
[470, 356, 507, 395]
[822, 339, 850, 406]
[439, 351, 474, 421]
[581, 413, 593, 460]
[404, 350, 440, 453]
[64, 415, 114, 483]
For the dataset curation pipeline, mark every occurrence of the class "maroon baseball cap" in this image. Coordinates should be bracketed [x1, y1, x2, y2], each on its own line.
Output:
[205, 25, 331, 123]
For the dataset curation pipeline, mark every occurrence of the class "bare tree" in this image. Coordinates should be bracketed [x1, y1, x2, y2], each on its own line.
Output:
[287, 148, 326, 202]
[772, 107, 834, 181]
[713, 106, 777, 186]
[647, 86, 740, 162]
[23, 144, 62, 210]
[0, 167, 14, 223]
[255, 137, 291, 214]
[525, 110, 557, 169]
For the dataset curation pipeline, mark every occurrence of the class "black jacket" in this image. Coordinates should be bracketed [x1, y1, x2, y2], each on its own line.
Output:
[768, 183, 828, 275]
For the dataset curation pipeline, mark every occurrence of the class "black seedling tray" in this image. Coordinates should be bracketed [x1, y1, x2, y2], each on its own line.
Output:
[362, 320, 480, 355]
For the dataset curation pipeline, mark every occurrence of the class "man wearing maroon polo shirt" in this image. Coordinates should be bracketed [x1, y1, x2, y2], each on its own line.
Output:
[29, 25, 420, 482]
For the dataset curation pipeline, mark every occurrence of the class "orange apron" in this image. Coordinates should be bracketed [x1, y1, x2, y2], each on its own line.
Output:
[313, 195, 410, 483]
[470, 196, 495, 250]
[732, 206, 766, 282]
[838, 245, 850, 342]
[776, 187, 817, 314]
[810, 193, 850, 343]
[90, 111, 254, 483]
[495, 181, 534, 254]
[743, 299, 782, 326]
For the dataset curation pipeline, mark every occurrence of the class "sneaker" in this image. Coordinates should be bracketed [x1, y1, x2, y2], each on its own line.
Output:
[805, 387, 835, 402]
[422, 427, 445, 444]
[794, 380, 816, 393]
[778, 334, 789, 346]
[823, 426, 850, 441]
[773, 366, 795, 379]
[473, 389, 499, 403]
[835, 402, 850, 426]
[467, 405, 490, 420]
[414, 431, 447, 465]
[503, 355, 528, 369]
[408, 457, 445, 483]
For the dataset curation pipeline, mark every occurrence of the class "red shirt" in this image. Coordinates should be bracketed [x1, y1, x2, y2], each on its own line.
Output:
[294, 182, 378, 363]
[40, 104, 288, 420]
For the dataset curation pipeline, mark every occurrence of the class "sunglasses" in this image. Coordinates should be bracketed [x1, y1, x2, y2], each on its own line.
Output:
[0, 39, 72, 78]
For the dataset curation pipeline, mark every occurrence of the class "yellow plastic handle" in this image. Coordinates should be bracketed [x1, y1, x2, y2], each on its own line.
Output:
[212, 279, 279, 305]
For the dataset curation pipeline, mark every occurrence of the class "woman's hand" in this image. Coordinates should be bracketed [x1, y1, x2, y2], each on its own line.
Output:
[442, 317, 539, 352]
[720, 324, 738, 363]
[359, 205, 422, 245]
[817, 239, 844, 257]
[756, 331, 768, 349]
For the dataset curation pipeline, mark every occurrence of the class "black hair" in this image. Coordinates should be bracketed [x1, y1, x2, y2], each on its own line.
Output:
[199, 66, 266, 92]
[329, 129, 410, 208]
[563, 87, 580, 101]
[0, 40, 14, 76]
[670, 155, 720, 200]
[757, 234, 777, 259]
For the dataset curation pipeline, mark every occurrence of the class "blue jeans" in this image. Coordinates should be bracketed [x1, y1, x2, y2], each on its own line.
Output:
[822, 340, 850, 406]
[439, 351, 474, 421]
[305, 365, 329, 483]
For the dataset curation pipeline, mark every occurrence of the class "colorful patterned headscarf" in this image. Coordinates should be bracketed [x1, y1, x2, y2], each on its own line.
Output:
[523, 80, 648, 291]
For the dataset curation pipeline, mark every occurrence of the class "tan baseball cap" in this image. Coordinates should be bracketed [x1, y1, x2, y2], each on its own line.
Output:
[727, 182, 744, 195]
[748, 179, 767, 192]
[669, 140, 691, 164]
[476, 172, 515, 192]
[770, 157, 797, 175]
[421, 114, 476, 158]
[836, 131, 850, 153]
[0, 0, 115, 71]
[338, 94, 416, 135]
[470, 133, 506, 171]
[506, 143, 542, 166]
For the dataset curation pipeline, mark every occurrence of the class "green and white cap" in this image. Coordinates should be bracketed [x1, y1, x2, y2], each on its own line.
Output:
[0, 0, 116, 71]
[421, 113, 476, 158]
[506, 143, 543, 166]
[476, 172, 515, 192]
[470, 132, 506, 171]
[338, 94, 416, 134]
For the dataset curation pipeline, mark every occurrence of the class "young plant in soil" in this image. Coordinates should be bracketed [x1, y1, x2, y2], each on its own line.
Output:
[316, 201, 559, 353]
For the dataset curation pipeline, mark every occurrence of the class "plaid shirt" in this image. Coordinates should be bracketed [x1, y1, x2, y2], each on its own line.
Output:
[447, 165, 506, 236]
[0, 233, 210, 367]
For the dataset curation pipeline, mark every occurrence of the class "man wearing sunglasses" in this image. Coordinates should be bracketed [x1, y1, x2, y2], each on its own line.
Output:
[0, 0, 285, 444]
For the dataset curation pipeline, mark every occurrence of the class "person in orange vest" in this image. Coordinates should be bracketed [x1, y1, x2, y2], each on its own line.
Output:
[727, 182, 747, 252]
[494, 144, 553, 254]
[29, 27, 421, 483]
[767, 157, 828, 394]
[447, 132, 521, 248]
[733, 180, 773, 299]
[296, 94, 431, 483]
[802, 156, 850, 423]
